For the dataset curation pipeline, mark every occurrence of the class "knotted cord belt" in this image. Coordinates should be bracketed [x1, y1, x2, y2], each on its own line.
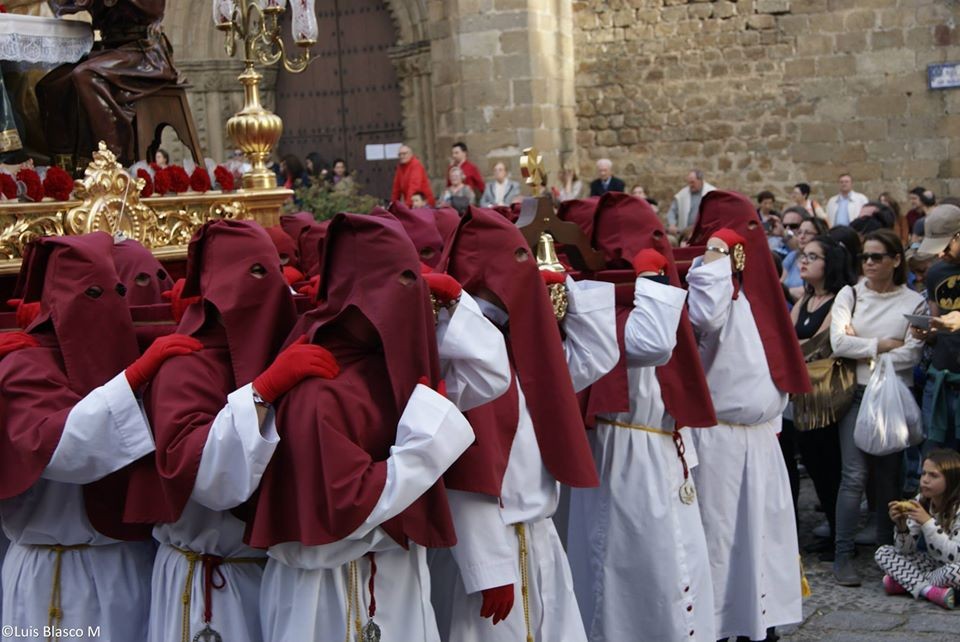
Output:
[597, 419, 694, 501]
[36, 543, 90, 642]
[514, 524, 533, 642]
[173, 546, 264, 642]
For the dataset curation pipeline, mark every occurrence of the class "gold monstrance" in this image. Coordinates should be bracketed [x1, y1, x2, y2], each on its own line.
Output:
[215, 0, 316, 190]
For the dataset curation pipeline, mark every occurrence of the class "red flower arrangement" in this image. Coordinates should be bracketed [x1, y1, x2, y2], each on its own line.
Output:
[42, 166, 74, 201]
[153, 167, 171, 195]
[166, 165, 190, 194]
[214, 165, 235, 192]
[137, 168, 154, 197]
[190, 167, 211, 193]
[17, 168, 44, 202]
[0, 173, 16, 200]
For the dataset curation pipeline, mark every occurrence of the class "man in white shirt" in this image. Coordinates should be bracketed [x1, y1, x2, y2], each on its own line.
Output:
[479, 162, 521, 207]
[666, 169, 716, 236]
[826, 173, 869, 227]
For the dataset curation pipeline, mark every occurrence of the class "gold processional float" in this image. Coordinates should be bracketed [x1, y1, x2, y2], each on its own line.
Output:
[0, 0, 318, 275]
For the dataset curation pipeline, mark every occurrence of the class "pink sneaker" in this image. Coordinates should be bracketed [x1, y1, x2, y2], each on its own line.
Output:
[883, 575, 908, 595]
[923, 586, 956, 610]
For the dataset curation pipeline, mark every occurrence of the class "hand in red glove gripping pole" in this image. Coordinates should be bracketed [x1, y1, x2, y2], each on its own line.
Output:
[296, 275, 320, 300]
[252, 335, 340, 403]
[631, 249, 668, 276]
[125, 334, 203, 390]
[6, 298, 41, 329]
[480, 584, 514, 624]
[710, 228, 746, 251]
[422, 272, 462, 306]
[540, 269, 566, 286]
[0, 331, 39, 358]
[282, 265, 305, 287]
[161, 278, 201, 323]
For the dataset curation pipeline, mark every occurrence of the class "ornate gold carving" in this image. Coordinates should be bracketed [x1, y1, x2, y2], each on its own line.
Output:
[0, 210, 65, 260]
[0, 129, 23, 154]
[535, 232, 568, 321]
[733, 243, 746, 273]
[150, 199, 249, 248]
[520, 147, 546, 196]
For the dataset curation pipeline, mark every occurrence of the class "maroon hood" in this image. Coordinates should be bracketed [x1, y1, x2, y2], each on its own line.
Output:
[387, 200, 445, 267]
[111, 238, 174, 306]
[266, 224, 300, 269]
[245, 213, 455, 549]
[688, 190, 811, 395]
[179, 219, 298, 387]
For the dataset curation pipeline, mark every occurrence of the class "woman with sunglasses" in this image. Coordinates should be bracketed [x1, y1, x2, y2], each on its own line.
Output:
[782, 209, 830, 301]
[830, 229, 926, 586]
[782, 236, 856, 558]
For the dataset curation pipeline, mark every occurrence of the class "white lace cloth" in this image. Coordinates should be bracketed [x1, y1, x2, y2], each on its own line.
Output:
[0, 15, 93, 65]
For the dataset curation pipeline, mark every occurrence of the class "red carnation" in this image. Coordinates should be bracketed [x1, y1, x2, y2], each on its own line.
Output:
[214, 165, 234, 192]
[16, 168, 44, 202]
[137, 168, 154, 197]
[166, 165, 190, 194]
[42, 166, 74, 201]
[0, 173, 16, 200]
[190, 167, 211, 193]
[153, 167, 171, 195]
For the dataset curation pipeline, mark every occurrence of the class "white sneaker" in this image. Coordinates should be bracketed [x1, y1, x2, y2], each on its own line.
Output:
[813, 521, 830, 538]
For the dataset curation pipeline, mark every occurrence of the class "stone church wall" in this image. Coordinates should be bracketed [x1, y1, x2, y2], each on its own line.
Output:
[574, 0, 960, 209]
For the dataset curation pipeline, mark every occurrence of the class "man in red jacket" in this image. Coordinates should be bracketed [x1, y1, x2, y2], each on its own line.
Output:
[392, 145, 435, 206]
[448, 141, 485, 196]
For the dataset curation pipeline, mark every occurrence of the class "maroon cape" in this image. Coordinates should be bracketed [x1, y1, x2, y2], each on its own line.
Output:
[686, 190, 811, 395]
[0, 232, 148, 540]
[245, 213, 456, 548]
[124, 220, 297, 524]
[560, 192, 716, 429]
[438, 206, 599, 497]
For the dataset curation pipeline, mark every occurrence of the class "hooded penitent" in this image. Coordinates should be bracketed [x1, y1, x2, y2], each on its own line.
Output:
[280, 212, 329, 276]
[437, 206, 599, 497]
[244, 212, 456, 548]
[266, 224, 300, 269]
[433, 207, 461, 246]
[123, 219, 298, 524]
[387, 200, 445, 267]
[111, 237, 174, 305]
[560, 192, 717, 428]
[0, 232, 147, 539]
[687, 190, 811, 395]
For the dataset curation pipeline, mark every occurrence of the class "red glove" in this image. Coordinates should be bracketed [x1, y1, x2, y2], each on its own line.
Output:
[296, 275, 320, 300]
[423, 272, 461, 305]
[125, 334, 203, 390]
[417, 375, 447, 398]
[161, 278, 201, 323]
[480, 584, 514, 624]
[282, 265, 305, 287]
[540, 269, 566, 286]
[711, 228, 746, 250]
[0, 331, 39, 358]
[252, 335, 340, 403]
[631, 249, 668, 276]
[7, 298, 40, 329]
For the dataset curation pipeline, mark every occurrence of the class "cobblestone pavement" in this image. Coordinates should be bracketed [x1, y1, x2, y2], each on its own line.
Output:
[780, 475, 960, 641]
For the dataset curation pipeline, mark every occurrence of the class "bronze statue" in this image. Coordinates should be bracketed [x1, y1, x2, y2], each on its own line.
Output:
[37, 0, 178, 169]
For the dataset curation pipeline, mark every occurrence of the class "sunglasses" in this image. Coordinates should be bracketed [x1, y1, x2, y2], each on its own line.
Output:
[784, 223, 801, 230]
[799, 252, 824, 263]
[860, 252, 896, 263]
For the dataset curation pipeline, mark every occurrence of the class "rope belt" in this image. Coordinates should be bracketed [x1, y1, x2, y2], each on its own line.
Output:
[514, 524, 533, 642]
[35, 543, 90, 642]
[173, 546, 263, 642]
[598, 419, 696, 505]
[344, 553, 380, 642]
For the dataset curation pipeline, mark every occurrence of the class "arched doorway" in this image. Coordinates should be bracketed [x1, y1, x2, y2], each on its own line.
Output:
[275, 0, 403, 199]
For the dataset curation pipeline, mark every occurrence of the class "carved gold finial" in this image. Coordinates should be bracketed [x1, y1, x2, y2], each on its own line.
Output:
[520, 147, 546, 196]
[67, 142, 151, 240]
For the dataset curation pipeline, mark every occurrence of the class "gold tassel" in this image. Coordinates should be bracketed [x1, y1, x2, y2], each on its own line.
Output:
[800, 556, 811, 598]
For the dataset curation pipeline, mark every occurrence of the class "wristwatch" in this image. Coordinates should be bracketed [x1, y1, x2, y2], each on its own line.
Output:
[252, 389, 271, 408]
[706, 244, 730, 256]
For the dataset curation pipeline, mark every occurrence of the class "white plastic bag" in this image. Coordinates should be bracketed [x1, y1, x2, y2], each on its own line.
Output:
[854, 354, 923, 456]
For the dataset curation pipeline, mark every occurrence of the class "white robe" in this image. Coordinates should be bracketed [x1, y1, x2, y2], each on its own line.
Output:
[260, 292, 507, 642]
[445, 278, 619, 642]
[147, 383, 279, 642]
[686, 257, 801, 641]
[567, 277, 716, 642]
[1, 372, 156, 642]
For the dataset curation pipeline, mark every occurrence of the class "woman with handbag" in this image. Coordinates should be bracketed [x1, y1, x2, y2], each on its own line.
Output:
[830, 229, 926, 586]
[784, 235, 857, 560]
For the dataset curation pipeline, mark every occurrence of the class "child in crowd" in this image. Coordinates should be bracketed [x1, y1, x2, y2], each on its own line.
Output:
[875, 449, 960, 609]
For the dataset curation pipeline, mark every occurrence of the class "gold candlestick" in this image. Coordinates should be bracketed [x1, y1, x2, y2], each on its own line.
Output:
[218, 1, 315, 190]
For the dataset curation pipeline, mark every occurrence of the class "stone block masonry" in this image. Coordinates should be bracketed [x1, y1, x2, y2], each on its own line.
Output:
[574, 0, 960, 212]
